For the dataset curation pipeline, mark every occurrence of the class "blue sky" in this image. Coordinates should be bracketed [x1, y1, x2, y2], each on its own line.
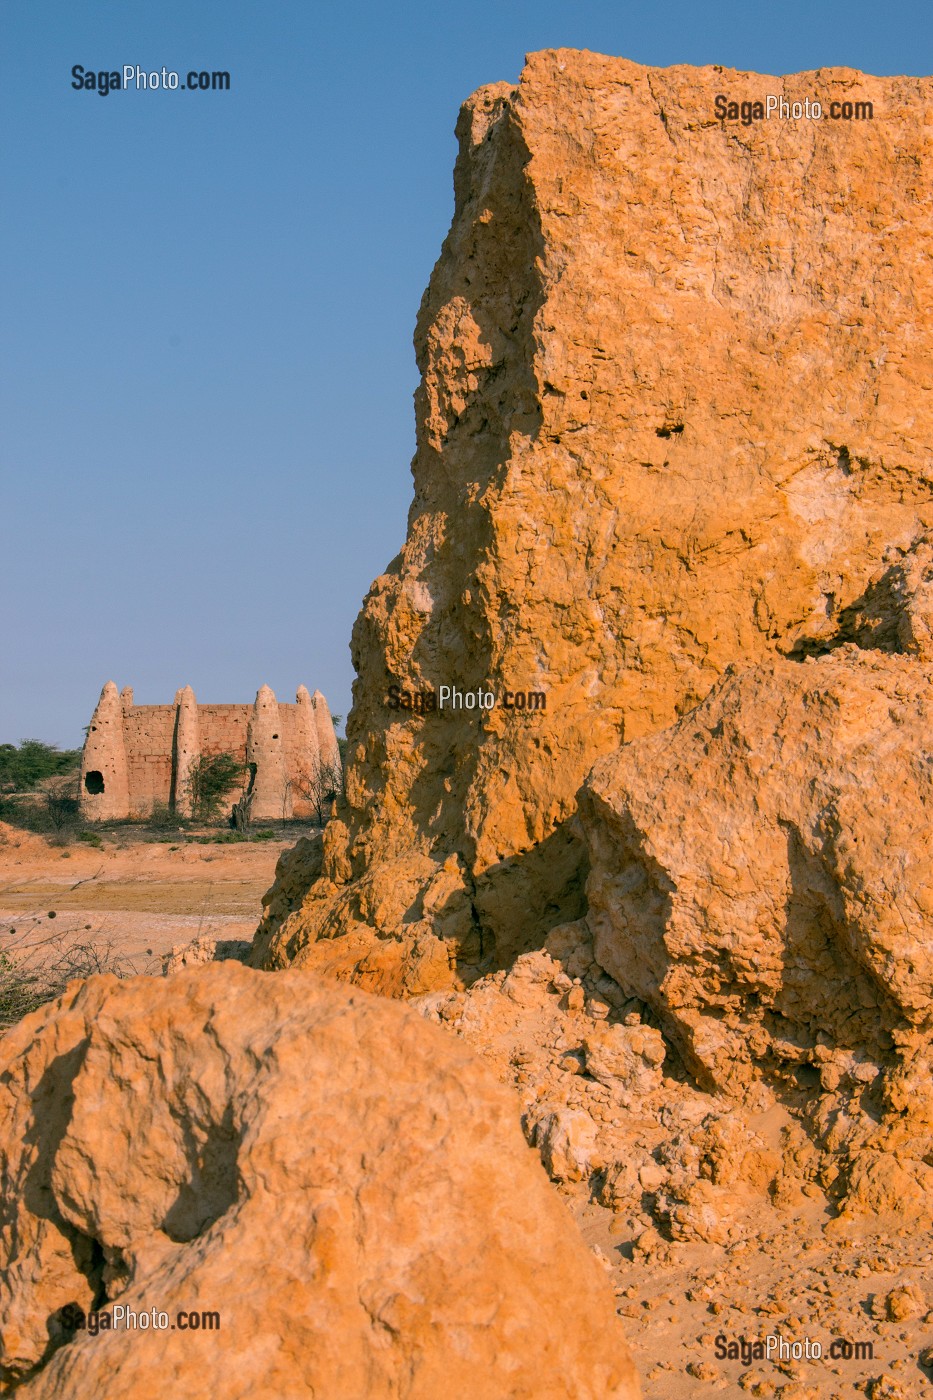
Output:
[2, 0, 930, 746]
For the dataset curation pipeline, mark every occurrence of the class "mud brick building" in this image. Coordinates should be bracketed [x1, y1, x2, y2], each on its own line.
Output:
[79, 681, 340, 821]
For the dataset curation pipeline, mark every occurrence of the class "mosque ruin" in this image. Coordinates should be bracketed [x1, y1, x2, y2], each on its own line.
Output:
[79, 682, 341, 822]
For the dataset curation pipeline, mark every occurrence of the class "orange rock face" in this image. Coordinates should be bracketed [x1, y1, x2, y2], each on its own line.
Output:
[256, 49, 933, 983]
[0, 964, 638, 1399]
[582, 646, 933, 1217]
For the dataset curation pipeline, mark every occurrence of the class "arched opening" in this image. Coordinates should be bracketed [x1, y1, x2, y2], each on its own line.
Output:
[84, 770, 105, 795]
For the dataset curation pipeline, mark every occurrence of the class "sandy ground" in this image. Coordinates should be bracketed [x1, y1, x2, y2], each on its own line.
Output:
[0, 823, 285, 972]
[573, 1192, 933, 1399]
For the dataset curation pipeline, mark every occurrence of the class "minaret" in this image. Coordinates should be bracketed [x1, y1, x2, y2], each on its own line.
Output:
[246, 685, 288, 820]
[171, 685, 199, 817]
[295, 686, 322, 817]
[311, 689, 342, 774]
[80, 681, 131, 821]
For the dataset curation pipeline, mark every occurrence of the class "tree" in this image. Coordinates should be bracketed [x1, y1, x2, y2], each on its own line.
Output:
[0, 740, 81, 793]
[293, 760, 344, 825]
[187, 752, 243, 821]
[44, 776, 80, 834]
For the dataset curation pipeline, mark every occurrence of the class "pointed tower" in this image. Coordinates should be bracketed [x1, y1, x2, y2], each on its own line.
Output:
[311, 689, 341, 774]
[246, 685, 288, 820]
[294, 685, 321, 818]
[171, 685, 199, 817]
[80, 681, 131, 821]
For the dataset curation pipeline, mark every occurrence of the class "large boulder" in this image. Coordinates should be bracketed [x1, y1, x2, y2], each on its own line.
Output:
[0, 964, 638, 1399]
[255, 50, 933, 983]
[581, 647, 933, 1216]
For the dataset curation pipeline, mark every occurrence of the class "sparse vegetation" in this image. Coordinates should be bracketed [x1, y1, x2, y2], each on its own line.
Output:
[0, 930, 137, 1034]
[294, 760, 344, 825]
[148, 802, 186, 832]
[0, 774, 81, 841]
[0, 952, 51, 1030]
[43, 781, 81, 836]
[187, 752, 244, 821]
[0, 740, 81, 793]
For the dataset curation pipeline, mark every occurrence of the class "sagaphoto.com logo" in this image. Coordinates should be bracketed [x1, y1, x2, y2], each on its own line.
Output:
[71, 65, 231, 96]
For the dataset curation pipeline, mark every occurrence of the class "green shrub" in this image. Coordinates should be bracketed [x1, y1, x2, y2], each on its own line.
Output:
[0, 740, 81, 793]
[187, 752, 243, 821]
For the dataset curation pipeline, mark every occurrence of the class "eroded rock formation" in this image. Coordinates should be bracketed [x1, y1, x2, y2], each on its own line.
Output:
[0, 965, 637, 1399]
[255, 50, 933, 987]
[582, 646, 933, 1215]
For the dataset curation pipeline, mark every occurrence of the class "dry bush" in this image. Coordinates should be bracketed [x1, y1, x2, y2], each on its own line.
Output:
[0, 923, 142, 1035]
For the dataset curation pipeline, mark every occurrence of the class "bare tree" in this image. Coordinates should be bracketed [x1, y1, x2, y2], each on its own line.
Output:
[293, 761, 343, 826]
[44, 774, 80, 836]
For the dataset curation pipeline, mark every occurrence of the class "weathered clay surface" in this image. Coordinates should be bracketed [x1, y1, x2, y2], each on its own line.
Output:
[581, 647, 933, 1215]
[255, 50, 933, 984]
[0, 964, 637, 1399]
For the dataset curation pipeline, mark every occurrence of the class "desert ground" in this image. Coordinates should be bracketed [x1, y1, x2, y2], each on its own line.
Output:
[0, 822, 288, 977]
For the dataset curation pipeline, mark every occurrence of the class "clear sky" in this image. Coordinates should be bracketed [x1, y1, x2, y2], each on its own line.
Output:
[2, 0, 930, 747]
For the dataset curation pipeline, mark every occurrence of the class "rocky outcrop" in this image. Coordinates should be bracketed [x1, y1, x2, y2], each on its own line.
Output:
[581, 647, 933, 1217]
[255, 50, 933, 986]
[415, 925, 793, 1244]
[0, 964, 637, 1399]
